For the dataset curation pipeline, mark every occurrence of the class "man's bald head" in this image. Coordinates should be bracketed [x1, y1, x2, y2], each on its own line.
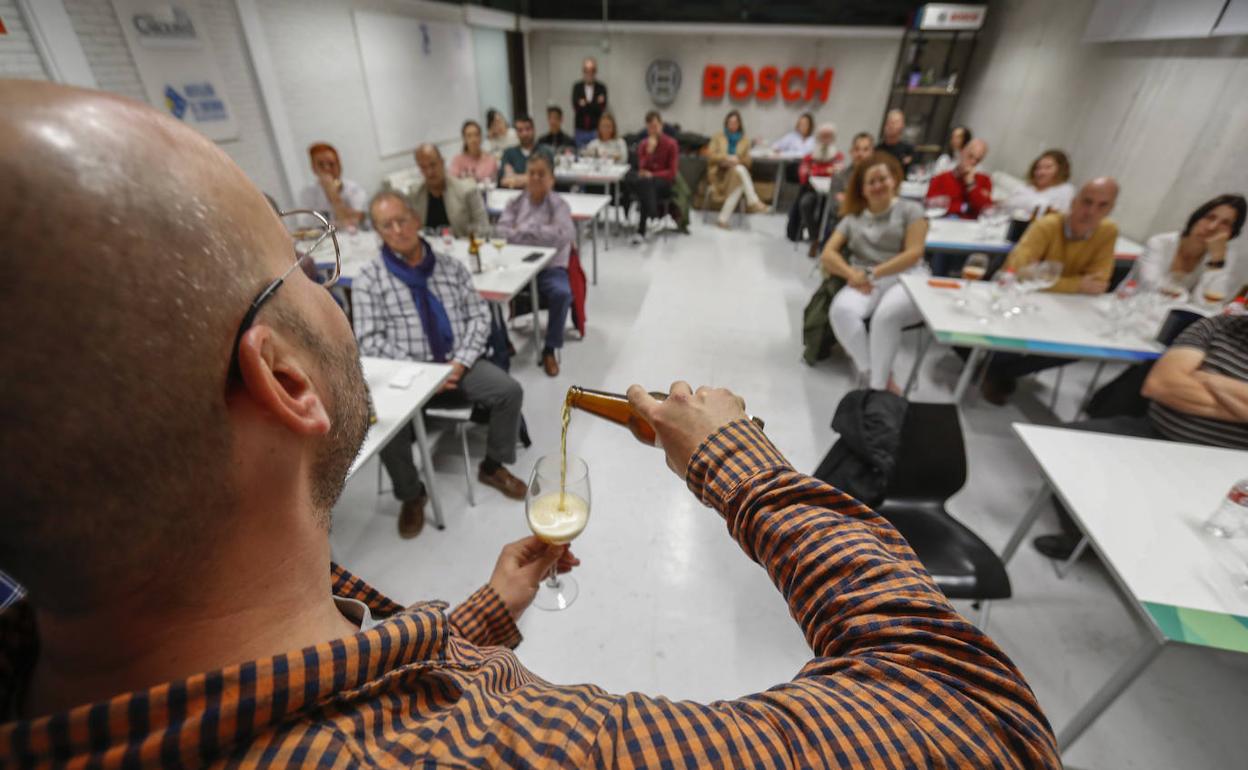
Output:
[1069, 176, 1119, 237]
[414, 143, 446, 188]
[0, 81, 337, 611]
[959, 138, 988, 172]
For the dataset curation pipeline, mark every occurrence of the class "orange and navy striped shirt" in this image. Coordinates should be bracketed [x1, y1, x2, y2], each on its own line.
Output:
[0, 420, 1059, 767]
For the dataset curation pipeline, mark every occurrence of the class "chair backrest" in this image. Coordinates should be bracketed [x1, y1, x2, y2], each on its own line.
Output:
[884, 401, 967, 503]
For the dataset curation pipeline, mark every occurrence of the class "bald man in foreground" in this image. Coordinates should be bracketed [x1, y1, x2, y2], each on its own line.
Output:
[0, 81, 1058, 767]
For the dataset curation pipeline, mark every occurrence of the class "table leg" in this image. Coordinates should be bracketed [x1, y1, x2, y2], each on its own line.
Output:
[411, 414, 445, 531]
[530, 272, 544, 363]
[1055, 536, 1090, 579]
[817, 191, 832, 246]
[1001, 482, 1051, 565]
[953, 347, 987, 403]
[1057, 637, 1164, 752]
[772, 160, 784, 209]
[592, 212, 599, 285]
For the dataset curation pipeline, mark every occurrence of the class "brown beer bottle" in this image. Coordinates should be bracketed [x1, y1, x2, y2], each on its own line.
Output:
[565, 386, 764, 446]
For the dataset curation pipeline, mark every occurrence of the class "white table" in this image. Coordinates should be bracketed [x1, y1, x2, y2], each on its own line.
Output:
[925, 216, 1144, 259]
[487, 189, 611, 284]
[352, 357, 453, 529]
[900, 179, 928, 200]
[325, 232, 556, 362]
[899, 273, 1169, 402]
[1002, 425, 1248, 753]
[555, 161, 629, 237]
[750, 148, 805, 208]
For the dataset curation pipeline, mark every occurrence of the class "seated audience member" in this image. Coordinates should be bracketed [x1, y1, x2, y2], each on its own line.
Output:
[538, 106, 576, 155]
[582, 111, 627, 164]
[876, 109, 915, 172]
[821, 152, 929, 392]
[793, 123, 844, 254]
[709, 109, 769, 229]
[355, 192, 527, 534]
[925, 138, 991, 218]
[1138, 194, 1247, 294]
[1032, 313, 1248, 559]
[449, 119, 500, 185]
[499, 115, 538, 189]
[980, 177, 1120, 404]
[571, 57, 607, 149]
[932, 125, 972, 176]
[771, 112, 816, 156]
[0, 81, 1060, 770]
[627, 109, 679, 245]
[496, 150, 576, 377]
[484, 108, 519, 159]
[299, 142, 366, 229]
[1004, 149, 1076, 216]
[410, 144, 489, 238]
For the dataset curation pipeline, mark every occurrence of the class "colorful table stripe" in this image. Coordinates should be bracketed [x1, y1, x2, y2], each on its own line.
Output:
[934, 330, 1163, 362]
[1144, 601, 1248, 653]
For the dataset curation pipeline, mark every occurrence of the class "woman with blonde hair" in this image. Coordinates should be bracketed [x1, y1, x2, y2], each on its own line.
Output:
[820, 151, 929, 391]
[1004, 149, 1075, 215]
[707, 110, 768, 228]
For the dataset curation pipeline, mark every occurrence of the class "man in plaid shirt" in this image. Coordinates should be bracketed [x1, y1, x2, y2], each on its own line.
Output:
[0, 82, 1059, 769]
[354, 191, 529, 537]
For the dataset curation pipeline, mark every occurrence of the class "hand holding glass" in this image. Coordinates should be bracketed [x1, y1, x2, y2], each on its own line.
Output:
[525, 453, 590, 611]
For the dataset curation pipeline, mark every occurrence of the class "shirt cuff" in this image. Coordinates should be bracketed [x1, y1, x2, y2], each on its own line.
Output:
[685, 419, 791, 512]
[448, 584, 523, 649]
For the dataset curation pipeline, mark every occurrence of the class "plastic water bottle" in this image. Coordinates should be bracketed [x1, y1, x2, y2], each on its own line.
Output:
[1203, 479, 1248, 538]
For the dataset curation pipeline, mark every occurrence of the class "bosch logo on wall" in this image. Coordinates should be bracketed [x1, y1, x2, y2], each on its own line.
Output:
[702, 65, 834, 103]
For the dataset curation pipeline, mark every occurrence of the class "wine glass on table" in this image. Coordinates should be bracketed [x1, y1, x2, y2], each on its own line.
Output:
[1015, 260, 1061, 313]
[525, 453, 591, 611]
[490, 225, 508, 269]
[955, 252, 991, 308]
[924, 195, 951, 220]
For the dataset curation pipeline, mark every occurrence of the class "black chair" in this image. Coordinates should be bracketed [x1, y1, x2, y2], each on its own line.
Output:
[876, 402, 1010, 627]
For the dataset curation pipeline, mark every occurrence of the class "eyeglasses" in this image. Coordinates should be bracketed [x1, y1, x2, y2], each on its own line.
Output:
[228, 208, 340, 379]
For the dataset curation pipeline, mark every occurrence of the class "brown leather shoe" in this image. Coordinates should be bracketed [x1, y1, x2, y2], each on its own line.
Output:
[541, 351, 560, 377]
[397, 494, 427, 539]
[478, 463, 527, 500]
[979, 374, 1015, 406]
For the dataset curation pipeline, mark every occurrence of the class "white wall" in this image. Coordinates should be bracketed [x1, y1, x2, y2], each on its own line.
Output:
[37, 0, 287, 199]
[473, 25, 511, 124]
[957, 0, 1248, 239]
[256, 0, 509, 207]
[0, 1, 50, 80]
[526, 25, 902, 147]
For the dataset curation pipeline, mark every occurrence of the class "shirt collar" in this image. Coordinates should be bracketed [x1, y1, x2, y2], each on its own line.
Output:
[1063, 216, 1093, 242]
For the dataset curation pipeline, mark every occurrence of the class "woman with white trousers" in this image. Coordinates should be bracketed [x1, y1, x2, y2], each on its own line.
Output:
[820, 151, 929, 392]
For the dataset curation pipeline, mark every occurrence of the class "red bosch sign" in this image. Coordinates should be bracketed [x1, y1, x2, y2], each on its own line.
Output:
[701, 65, 834, 103]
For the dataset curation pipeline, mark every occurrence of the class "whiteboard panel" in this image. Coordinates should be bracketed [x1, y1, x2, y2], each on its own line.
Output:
[354, 10, 480, 156]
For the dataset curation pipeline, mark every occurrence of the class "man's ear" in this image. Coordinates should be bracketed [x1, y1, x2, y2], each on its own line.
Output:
[235, 324, 331, 437]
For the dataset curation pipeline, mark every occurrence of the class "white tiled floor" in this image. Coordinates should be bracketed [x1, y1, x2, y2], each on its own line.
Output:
[330, 213, 1248, 769]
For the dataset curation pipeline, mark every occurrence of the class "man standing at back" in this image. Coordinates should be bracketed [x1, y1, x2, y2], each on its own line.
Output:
[409, 143, 489, 237]
[0, 80, 1059, 769]
[571, 57, 607, 149]
[981, 177, 1121, 404]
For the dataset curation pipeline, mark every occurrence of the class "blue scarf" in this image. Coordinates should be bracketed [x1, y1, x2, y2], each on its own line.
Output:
[726, 130, 743, 155]
[381, 241, 455, 363]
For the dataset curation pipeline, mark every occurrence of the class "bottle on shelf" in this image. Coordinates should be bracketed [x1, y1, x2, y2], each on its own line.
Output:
[565, 386, 765, 447]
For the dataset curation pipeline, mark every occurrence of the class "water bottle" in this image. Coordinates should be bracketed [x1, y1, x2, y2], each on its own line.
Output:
[1203, 479, 1248, 538]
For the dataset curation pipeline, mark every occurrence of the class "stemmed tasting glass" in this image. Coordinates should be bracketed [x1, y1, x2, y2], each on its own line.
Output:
[1015, 260, 1062, 312]
[525, 453, 591, 611]
[490, 224, 508, 266]
[955, 253, 991, 310]
[924, 195, 951, 220]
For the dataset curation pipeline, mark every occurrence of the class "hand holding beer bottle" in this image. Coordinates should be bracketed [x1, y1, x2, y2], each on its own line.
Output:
[626, 382, 751, 478]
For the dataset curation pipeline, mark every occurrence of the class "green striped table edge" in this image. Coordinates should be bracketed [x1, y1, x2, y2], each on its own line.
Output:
[933, 330, 1161, 362]
[1144, 601, 1248, 653]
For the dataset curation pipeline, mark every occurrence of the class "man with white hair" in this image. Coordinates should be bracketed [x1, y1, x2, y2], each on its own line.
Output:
[793, 122, 844, 255]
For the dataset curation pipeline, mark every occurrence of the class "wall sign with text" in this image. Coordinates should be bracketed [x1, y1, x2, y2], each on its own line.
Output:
[702, 65, 834, 103]
[110, 0, 238, 142]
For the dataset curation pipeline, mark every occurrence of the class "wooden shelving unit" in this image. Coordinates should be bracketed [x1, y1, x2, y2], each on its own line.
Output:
[881, 23, 981, 165]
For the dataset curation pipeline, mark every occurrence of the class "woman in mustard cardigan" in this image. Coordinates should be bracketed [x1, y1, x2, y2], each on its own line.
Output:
[707, 110, 770, 228]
